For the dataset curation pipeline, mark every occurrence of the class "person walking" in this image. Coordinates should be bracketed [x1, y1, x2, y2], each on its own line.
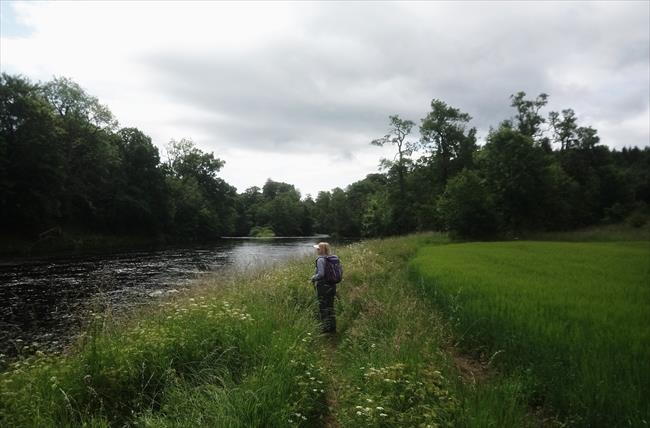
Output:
[310, 242, 341, 334]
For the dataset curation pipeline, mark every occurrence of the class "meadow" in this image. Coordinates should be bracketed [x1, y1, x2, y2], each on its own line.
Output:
[2, 232, 647, 427]
[411, 240, 650, 427]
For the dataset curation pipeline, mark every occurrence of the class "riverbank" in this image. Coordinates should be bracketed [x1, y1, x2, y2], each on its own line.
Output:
[1, 231, 647, 426]
[0, 232, 172, 258]
[0, 232, 335, 259]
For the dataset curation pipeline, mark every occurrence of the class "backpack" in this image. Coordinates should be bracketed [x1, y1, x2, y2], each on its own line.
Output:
[323, 255, 343, 284]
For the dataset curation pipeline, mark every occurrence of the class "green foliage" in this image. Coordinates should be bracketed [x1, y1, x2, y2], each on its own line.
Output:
[371, 115, 416, 226]
[480, 125, 552, 232]
[412, 241, 650, 427]
[510, 91, 548, 139]
[0, 74, 240, 244]
[329, 188, 353, 237]
[361, 190, 392, 237]
[0, 73, 65, 233]
[112, 127, 168, 233]
[549, 109, 579, 151]
[248, 225, 275, 238]
[164, 138, 236, 238]
[2, 73, 649, 245]
[420, 99, 477, 185]
[437, 170, 497, 239]
[42, 76, 117, 130]
[251, 179, 307, 236]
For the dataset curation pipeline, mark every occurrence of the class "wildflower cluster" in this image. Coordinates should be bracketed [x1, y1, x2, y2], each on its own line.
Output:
[159, 297, 254, 323]
[217, 301, 254, 322]
[341, 362, 458, 427]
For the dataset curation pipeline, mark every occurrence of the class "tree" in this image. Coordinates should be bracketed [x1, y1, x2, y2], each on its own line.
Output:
[576, 126, 599, 151]
[371, 115, 416, 197]
[258, 192, 303, 236]
[250, 179, 306, 236]
[37, 76, 122, 231]
[540, 163, 581, 230]
[510, 91, 548, 139]
[345, 173, 388, 237]
[300, 196, 315, 236]
[41, 76, 117, 130]
[262, 179, 299, 200]
[549, 109, 578, 151]
[361, 190, 392, 237]
[314, 191, 332, 234]
[480, 125, 552, 232]
[165, 138, 226, 183]
[329, 187, 352, 237]
[419, 99, 477, 186]
[0, 74, 65, 234]
[553, 116, 607, 224]
[111, 127, 168, 233]
[437, 169, 497, 239]
[164, 138, 236, 238]
[234, 186, 263, 236]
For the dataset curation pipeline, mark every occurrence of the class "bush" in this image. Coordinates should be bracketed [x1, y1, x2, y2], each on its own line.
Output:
[248, 225, 275, 238]
[626, 210, 648, 228]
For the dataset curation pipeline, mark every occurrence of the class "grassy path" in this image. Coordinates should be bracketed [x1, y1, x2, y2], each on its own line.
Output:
[316, 235, 532, 427]
[321, 337, 341, 428]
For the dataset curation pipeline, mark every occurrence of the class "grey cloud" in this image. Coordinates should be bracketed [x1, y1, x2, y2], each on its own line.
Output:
[141, 2, 649, 153]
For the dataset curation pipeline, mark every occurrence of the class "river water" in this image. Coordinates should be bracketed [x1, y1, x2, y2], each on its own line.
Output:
[0, 237, 331, 358]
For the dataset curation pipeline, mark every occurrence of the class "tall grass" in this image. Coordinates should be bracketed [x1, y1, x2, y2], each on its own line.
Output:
[411, 241, 650, 427]
[327, 234, 532, 427]
[0, 259, 329, 426]
[1, 234, 537, 427]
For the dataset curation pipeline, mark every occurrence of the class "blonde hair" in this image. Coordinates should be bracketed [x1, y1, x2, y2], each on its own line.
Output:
[316, 242, 331, 256]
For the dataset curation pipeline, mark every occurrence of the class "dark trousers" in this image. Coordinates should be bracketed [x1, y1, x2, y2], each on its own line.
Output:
[315, 283, 336, 333]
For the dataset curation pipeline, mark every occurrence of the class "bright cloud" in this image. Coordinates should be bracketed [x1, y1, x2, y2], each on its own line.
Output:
[1, 1, 648, 196]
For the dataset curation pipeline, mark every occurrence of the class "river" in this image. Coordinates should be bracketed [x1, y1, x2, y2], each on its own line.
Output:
[0, 237, 334, 359]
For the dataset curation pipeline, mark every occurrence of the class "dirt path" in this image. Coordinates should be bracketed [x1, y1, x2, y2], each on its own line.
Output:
[319, 335, 341, 428]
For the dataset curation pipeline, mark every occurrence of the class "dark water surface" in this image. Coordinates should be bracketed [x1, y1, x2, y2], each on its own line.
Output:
[0, 238, 328, 358]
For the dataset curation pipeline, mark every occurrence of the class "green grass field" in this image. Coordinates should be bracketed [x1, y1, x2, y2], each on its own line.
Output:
[412, 240, 650, 427]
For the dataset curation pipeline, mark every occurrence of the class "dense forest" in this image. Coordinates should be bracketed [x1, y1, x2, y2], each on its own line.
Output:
[1, 73, 648, 244]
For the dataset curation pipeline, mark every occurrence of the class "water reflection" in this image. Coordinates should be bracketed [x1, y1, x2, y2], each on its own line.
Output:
[0, 238, 331, 357]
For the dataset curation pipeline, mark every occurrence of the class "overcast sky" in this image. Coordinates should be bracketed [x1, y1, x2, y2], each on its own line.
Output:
[1, 1, 648, 197]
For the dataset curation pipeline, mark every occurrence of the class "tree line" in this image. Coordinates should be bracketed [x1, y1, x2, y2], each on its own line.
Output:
[1, 73, 648, 243]
[363, 94, 649, 238]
